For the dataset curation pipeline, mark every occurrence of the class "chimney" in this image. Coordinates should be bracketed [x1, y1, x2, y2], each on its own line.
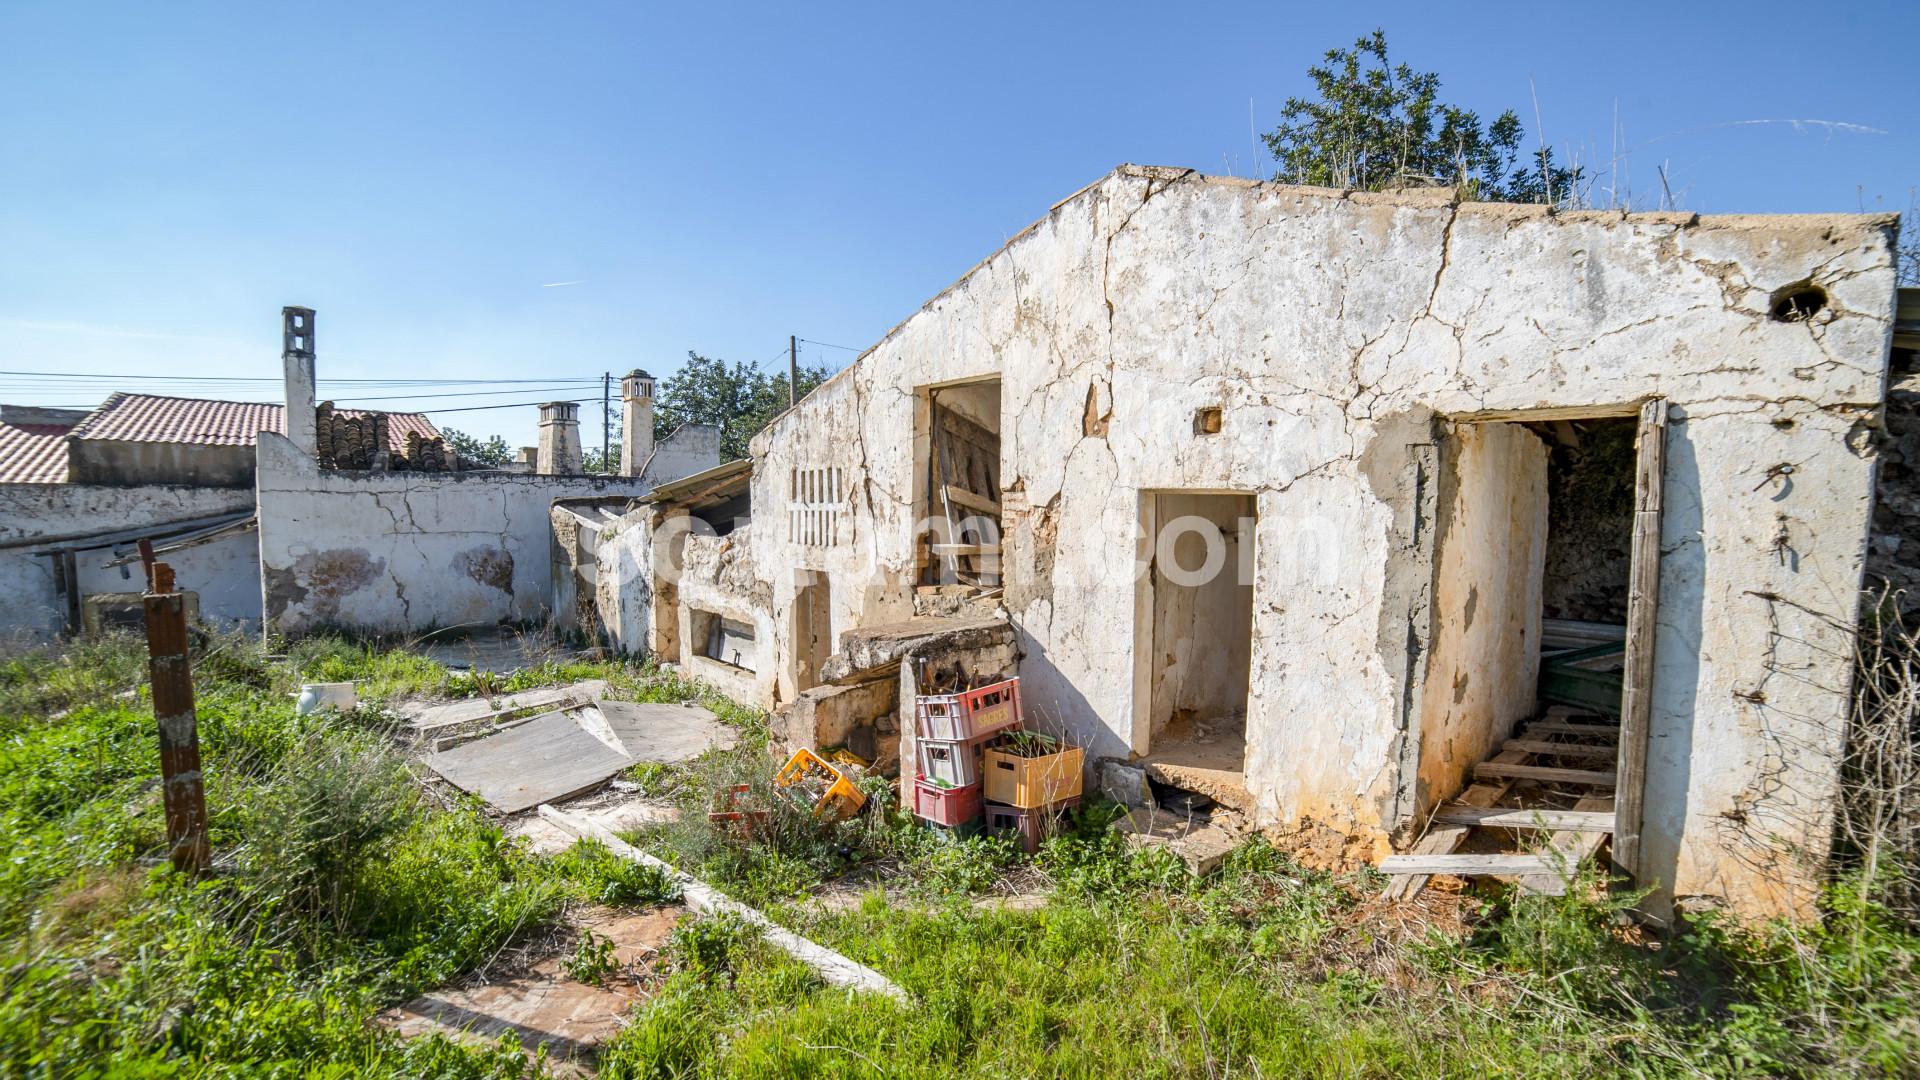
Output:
[620, 369, 655, 477]
[282, 307, 317, 458]
[517, 446, 538, 471]
[537, 401, 583, 475]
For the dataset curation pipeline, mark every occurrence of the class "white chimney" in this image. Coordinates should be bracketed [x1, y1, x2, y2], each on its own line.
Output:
[282, 306, 316, 458]
[620, 369, 655, 477]
[538, 401, 583, 475]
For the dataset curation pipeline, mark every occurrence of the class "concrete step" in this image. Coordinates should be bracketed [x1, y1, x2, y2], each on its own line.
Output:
[1142, 759, 1254, 813]
[1114, 808, 1246, 876]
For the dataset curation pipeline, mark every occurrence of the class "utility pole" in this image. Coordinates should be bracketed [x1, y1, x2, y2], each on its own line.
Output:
[140, 544, 209, 877]
[789, 335, 798, 408]
[602, 373, 611, 473]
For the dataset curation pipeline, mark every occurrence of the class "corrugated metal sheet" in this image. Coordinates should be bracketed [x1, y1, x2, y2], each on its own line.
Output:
[66, 393, 440, 453]
[0, 421, 72, 484]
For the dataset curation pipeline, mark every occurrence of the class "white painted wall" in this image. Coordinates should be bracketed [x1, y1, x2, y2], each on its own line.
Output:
[737, 166, 1896, 919]
[256, 432, 659, 635]
[0, 483, 257, 642]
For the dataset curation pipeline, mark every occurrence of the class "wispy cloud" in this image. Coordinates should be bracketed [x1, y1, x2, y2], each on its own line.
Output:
[541, 280, 585, 288]
[1643, 118, 1889, 147]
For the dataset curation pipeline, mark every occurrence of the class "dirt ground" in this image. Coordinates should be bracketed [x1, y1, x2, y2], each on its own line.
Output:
[378, 904, 683, 1074]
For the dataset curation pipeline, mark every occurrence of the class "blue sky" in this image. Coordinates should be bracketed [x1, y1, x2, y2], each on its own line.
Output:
[0, 1, 1911, 446]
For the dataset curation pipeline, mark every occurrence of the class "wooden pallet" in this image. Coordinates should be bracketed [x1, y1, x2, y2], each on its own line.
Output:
[1382, 711, 1618, 899]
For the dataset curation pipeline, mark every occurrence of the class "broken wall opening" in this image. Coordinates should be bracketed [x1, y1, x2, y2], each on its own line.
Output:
[793, 573, 832, 693]
[1134, 492, 1254, 807]
[918, 380, 1002, 589]
[692, 608, 757, 671]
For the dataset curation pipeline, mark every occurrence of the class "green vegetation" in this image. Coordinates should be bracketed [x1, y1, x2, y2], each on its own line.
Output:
[653, 351, 830, 462]
[1264, 29, 1581, 204]
[0, 631, 1913, 1077]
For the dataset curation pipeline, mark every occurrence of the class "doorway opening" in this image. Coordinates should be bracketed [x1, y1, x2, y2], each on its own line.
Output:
[1387, 403, 1664, 898]
[1134, 491, 1255, 810]
[917, 380, 1002, 590]
[793, 574, 832, 694]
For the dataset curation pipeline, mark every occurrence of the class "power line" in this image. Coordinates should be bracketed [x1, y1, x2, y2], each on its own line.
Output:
[0, 370, 600, 385]
[417, 397, 593, 415]
[328, 384, 601, 403]
[797, 337, 863, 353]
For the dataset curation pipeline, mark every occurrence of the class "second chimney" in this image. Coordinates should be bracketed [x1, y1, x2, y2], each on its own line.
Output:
[537, 402, 583, 475]
[620, 369, 655, 477]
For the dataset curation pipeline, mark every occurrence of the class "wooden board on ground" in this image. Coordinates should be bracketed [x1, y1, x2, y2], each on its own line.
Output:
[1380, 853, 1557, 876]
[1431, 806, 1614, 832]
[1473, 762, 1618, 787]
[1517, 795, 1615, 895]
[1382, 747, 1528, 900]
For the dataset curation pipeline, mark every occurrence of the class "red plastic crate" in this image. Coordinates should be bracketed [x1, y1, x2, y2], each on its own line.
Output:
[912, 776, 984, 827]
[915, 677, 1023, 742]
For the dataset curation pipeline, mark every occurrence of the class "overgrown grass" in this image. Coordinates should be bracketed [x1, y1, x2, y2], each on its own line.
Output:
[2, 629, 1915, 1077]
[0, 629, 709, 1077]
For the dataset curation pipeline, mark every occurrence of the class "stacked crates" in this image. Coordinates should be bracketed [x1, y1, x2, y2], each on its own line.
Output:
[911, 677, 1022, 835]
[910, 676, 1085, 849]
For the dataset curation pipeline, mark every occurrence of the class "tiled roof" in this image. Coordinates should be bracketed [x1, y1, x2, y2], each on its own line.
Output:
[0, 420, 73, 484]
[0, 394, 444, 483]
[67, 393, 440, 453]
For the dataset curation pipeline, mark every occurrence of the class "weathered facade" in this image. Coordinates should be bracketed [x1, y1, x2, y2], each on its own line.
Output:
[661, 165, 1895, 920]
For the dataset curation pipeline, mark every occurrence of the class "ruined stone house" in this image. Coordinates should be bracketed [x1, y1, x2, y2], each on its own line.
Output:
[0, 388, 439, 636]
[0, 308, 721, 641]
[580, 165, 1903, 921]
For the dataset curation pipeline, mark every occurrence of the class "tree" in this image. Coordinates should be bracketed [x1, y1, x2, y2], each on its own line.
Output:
[653, 351, 829, 462]
[1264, 30, 1581, 205]
[441, 427, 512, 468]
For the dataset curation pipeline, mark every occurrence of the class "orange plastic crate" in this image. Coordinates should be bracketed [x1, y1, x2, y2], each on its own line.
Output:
[773, 748, 867, 821]
[981, 740, 1084, 809]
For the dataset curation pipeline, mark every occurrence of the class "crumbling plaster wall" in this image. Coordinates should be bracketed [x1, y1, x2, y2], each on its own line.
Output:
[744, 166, 1896, 918]
[0, 482, 257, 640]
[256, 432, 654, 636]
[675, 526, 775, 705]
[1417, 423, 1549, 805]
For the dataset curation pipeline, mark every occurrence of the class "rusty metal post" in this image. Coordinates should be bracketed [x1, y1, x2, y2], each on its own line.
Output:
[142, 561, 210, 875]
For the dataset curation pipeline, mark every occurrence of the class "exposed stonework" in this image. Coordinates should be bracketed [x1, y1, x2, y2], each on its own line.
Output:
[605, 166, 1897, 920]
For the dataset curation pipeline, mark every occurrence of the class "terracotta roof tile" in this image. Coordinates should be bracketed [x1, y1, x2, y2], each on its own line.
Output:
[0, 421, 72, 484]
[1, 394, 444, 482]
[67, 393, 441, 454]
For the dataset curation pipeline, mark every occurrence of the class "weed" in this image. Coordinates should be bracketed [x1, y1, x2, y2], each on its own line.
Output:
[563, 928, 621, 986]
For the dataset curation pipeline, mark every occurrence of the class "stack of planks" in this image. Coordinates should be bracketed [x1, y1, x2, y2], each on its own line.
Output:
[923, 402, 1002, 587]
[1382, 707, 1618, 898]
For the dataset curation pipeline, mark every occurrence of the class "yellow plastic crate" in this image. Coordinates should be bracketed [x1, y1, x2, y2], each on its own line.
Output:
[774, 747, 868, 821]
[982, 741, 1083, 809]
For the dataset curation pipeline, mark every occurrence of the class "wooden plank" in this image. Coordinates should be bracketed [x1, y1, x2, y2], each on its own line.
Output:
[929, 543, 1000, 556]
[942, 485, 1000, 516]
[1383, 748, 1527, 900]
[1526, 720, 1620, 738]
[1431, 806, 1614, 832]
[1380, 853, 1556, 876]
[1613, 397, 1666, 880]
[537, 805, 907, 1001]
[1473, 762, 1617, 786]
[1518, 795, 1615, 895]
[1501, 738, 1616, 761]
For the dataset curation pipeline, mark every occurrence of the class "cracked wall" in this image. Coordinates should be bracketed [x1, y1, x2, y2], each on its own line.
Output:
[0, 483, 260, 639]
[738, 166, 1895, 919]
[256, 431, 659, 636]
